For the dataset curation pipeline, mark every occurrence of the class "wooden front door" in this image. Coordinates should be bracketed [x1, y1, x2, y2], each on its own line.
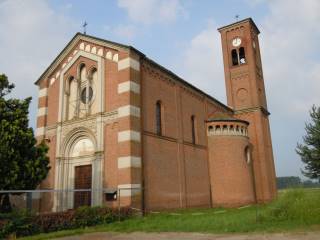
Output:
[74, 164, 92, 208]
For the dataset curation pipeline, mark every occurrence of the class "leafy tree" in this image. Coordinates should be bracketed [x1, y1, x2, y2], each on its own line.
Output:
[296, 105, 320, 181]
[0, 74, 50, 212]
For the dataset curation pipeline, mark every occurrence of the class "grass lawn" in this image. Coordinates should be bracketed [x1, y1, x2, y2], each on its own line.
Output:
[21, 188, 320, 240]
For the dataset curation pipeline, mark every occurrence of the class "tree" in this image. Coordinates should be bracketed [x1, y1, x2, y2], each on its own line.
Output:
[296, 105, 320, 181]
[276, 176, 301, 189]
[0, 74, 50, 212]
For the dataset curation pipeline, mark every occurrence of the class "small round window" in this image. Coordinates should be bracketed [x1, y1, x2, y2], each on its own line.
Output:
[81, 86, 93, 104]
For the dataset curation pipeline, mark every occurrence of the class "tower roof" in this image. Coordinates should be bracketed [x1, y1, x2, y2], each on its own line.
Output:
[217, 17, 260, 34]
[207, 112, 249, 125]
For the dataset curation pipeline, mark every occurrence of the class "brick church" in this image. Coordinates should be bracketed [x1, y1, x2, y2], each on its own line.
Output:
[35, 18, 277, 212]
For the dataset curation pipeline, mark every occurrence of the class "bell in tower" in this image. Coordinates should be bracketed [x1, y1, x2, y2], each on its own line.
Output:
[218, 18, 277, 202]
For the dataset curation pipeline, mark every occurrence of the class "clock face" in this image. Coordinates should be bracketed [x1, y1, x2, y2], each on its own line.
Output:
[232, 37, 241, 47]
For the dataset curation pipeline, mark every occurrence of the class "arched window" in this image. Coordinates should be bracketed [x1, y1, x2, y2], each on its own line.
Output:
[68, 76, 77, 120]
[88, 67, 97, 80]
[231, 49, 238, 66]
[245, 146, 251, 164]
[231, 47, 246, 66]
[191, 115, 196, 144]
[156, 101, 162, 136]
[79, 64, 86, 82]
[239, 47, 246, 64]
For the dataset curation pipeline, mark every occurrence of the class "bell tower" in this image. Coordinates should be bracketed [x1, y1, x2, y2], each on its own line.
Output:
[218, 18, 277, 202]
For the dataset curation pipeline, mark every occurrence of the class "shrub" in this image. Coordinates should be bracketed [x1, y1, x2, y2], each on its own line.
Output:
[0, 206, 133, 238]
[0, 210, 39, 238]
[74, 206, 117, 227]
[33, 209, 75, 233]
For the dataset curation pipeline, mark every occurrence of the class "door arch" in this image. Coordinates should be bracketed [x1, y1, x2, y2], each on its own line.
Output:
[55, 128, 102, 211]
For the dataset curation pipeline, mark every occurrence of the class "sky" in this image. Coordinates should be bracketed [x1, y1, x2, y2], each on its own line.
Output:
[0, 0, 319, 178]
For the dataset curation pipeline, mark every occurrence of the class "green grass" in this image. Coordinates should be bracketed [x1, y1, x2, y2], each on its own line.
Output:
[20, 188, 320, 239]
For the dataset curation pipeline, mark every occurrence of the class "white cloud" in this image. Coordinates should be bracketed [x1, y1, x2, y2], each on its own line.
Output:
[117, 0, 186, 24]
[0, 0, 77, 128]
[174, 20, 226, 105]
[64, 3, 72, 9]
[260, 0, 320, 116]
[245, 0, 265, 7]
[258, 0, 320, 177]
[113, 24, 137, 39]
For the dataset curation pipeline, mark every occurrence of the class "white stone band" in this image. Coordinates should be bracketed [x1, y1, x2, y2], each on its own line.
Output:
[38, 88, 48, 98]
[118, 156, 141, 168]
[35, 127, 45, 137]
[118, 105, 140, 118]
[118, 81, 140, 94]
[118, 130, 141, 142]
[118, 184, 141, 197]
[37, 107, 48, 117]
[118, 57, 140, 71]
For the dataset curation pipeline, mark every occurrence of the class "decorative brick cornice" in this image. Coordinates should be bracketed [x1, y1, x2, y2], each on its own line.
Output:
[234, 106, 270, 116]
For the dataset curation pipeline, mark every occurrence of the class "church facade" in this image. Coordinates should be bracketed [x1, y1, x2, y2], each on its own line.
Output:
[35, 18, 277, 212]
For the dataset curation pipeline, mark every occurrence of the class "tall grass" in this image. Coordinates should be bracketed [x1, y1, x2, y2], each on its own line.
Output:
[20, 188, 320, 239]
[263, 188, 320, 225]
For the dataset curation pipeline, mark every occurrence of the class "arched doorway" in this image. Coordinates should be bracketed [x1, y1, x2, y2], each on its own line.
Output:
[70, 138, 95, 208]
[55, 128, 103, 211]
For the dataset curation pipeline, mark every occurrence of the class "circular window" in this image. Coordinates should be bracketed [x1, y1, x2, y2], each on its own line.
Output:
[81, 86, 93, 104]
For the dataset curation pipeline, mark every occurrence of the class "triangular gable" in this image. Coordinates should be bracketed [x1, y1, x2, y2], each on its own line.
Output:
[35, 32, 143, 85]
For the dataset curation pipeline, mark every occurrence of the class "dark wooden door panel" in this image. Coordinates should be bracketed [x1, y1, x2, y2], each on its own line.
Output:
[74, 164, 92, 208]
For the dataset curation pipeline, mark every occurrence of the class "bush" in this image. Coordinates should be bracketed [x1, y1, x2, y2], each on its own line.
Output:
[74, 206, 128, 227]
[33, 209, 75, 233]
[0, 206, 133, 238]
[0, 210, 39, 238]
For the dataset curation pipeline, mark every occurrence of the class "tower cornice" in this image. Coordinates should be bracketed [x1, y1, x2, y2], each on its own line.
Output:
[217, 17, 260, 34]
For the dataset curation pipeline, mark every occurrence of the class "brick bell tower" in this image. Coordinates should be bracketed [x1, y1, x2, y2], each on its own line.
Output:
[218, 18, 277, 202]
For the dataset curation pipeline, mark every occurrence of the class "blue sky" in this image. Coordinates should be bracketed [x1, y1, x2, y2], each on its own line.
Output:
[0, 0, 319, 178]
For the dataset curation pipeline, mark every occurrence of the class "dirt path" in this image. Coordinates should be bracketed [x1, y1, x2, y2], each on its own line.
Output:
[56, 231, 320, 240]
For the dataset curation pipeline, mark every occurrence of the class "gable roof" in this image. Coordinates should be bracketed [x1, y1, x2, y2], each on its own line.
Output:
[34, 32, 143, 85]
[35, 32, 232, 111]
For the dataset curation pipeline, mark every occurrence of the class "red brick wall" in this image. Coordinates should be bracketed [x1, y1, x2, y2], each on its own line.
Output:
[207, 121, 255, 207]
[141, 61, 228, 210]
[235, 111, 277, 202]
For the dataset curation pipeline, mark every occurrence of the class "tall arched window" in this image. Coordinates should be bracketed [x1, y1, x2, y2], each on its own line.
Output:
[68, 76, 77, 120]
[245, 146, 251, 164]
[79, 64, 86, 82]
[156, 101, 162, 136]
[191, 115, 196, 144]
[231, 49, 238, 66]
[239, 47, 246, 64]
